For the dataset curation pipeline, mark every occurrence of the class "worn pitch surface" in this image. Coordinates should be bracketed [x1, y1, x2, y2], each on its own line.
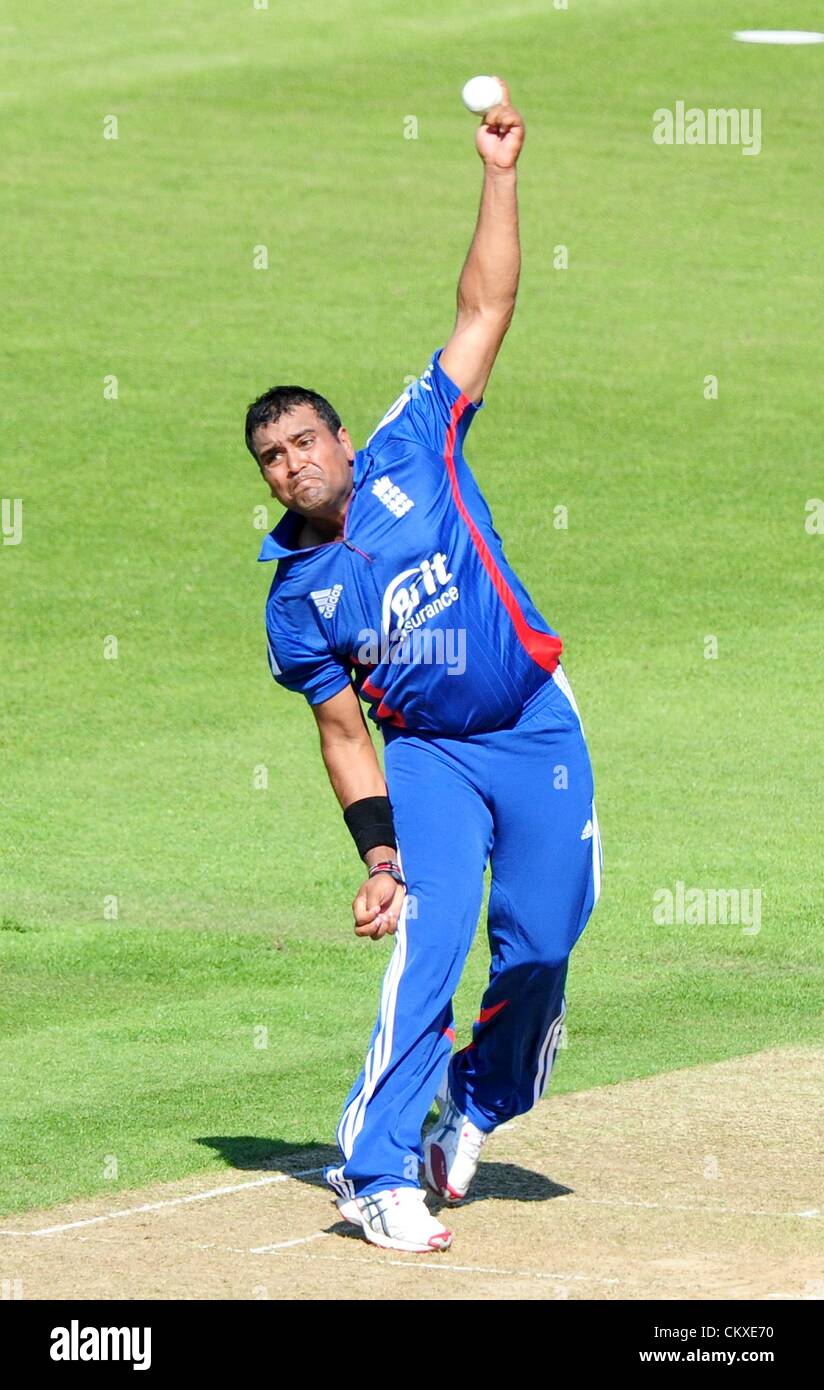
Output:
[3, 1046, 821, 1301]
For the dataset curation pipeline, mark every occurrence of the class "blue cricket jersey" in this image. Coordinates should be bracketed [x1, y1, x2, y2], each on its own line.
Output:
[258, 347, 563, 736]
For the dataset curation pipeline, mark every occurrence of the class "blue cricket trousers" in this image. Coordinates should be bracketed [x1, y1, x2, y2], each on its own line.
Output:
[326, 665, 602, 1201]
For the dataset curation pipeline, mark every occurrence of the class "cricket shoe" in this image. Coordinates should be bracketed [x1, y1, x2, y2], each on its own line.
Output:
[336, 1187, 453, 1253]
[424, 1092, 489, 1203]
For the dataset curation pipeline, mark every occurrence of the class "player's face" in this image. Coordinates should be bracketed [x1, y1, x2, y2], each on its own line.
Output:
[254, 406, 355, 516]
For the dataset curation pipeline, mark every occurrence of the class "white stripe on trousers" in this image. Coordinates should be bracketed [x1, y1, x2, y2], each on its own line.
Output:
[591, 800, 602, 906]
[526, 664, 602, 1106]
[552, 662, 603, 905]
[334, 858, 411, 1168]
[533, 1001, 567, 1106]
[327, 1169, 355, 1200]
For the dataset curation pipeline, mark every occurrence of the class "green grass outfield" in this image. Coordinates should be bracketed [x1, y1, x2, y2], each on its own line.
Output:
[1, 0, 822, 1217]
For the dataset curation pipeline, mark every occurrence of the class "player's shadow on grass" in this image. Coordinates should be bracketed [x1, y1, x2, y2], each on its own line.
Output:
[196, 1135, 339, 1183]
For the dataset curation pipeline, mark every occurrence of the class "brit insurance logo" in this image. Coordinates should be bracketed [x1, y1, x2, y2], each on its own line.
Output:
[381, 551, 457, 636]
[310, 583, 343, 619]
[354, 550, 466, 676]
[372, 474, 414, 519]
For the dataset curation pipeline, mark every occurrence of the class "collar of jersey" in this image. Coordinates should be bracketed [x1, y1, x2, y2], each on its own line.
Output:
[257, 447, 371, 562]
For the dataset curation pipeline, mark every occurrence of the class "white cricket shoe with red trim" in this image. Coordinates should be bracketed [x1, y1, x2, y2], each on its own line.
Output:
[337, 1187, 453, 1253]
[424, 1093, 489, 1203]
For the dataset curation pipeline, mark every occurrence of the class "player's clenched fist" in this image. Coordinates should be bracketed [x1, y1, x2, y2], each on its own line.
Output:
[352, 873, 406, 940]
[475, 78, 525, 169]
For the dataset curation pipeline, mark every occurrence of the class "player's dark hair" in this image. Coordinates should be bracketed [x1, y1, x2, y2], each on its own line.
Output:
[245, 386, 342, 461]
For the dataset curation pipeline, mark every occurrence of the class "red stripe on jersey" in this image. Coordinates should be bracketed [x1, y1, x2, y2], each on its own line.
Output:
[378, 701, 406, 728]
[361, 675, 405, 726]
[443, 396, 563, 674]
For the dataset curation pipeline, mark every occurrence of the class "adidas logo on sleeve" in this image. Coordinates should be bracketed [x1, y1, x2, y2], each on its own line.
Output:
[310, 584, 343, 619]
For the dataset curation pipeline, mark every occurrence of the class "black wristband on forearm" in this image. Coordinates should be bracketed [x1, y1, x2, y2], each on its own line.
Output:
[343, 796, 396, 860]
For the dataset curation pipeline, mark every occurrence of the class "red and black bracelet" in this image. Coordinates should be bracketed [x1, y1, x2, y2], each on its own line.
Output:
[367, 860, 407, 889]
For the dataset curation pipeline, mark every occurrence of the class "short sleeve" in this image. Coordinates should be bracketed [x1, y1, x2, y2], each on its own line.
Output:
[365, 347, 484, 461]
[265, 602, 351, 707]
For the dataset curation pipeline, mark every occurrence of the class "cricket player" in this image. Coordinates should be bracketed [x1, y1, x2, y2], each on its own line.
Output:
[247, 80, 602, 1253]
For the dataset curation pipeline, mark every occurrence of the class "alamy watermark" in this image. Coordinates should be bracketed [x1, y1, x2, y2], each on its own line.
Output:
[50, 1322, 151, 1370]
[652, 881, 762, 935]
[2, 498, 22, 545]
[356, 625, 466, 676]
[653, 102, 762, 156]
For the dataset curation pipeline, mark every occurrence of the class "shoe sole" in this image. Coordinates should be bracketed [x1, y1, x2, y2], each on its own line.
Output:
[337, 1198, 453, 1253]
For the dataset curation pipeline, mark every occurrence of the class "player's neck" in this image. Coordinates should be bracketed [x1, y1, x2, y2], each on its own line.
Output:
[296, 496, 350, 549]
[297, 519, 340, 548]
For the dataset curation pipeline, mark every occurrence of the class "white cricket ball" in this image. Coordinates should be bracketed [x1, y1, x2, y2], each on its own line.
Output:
[461, 75, 504, 115]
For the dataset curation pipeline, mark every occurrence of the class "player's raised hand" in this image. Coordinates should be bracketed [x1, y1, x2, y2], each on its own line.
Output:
[475, 78, 525, 168]
[352, 873, 405, 941]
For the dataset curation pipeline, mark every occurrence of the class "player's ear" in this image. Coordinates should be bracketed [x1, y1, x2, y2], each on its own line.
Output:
[338, 425, 356, 461]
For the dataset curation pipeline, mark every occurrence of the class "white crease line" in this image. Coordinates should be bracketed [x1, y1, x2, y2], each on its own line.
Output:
[250, 1231, 329, 1253]
[5, 1170, 816, 1242]
[1, 1166, 324, 1238]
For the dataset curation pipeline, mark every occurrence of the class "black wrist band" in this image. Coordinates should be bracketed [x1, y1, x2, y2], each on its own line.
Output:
[343, 796, 396, 860]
